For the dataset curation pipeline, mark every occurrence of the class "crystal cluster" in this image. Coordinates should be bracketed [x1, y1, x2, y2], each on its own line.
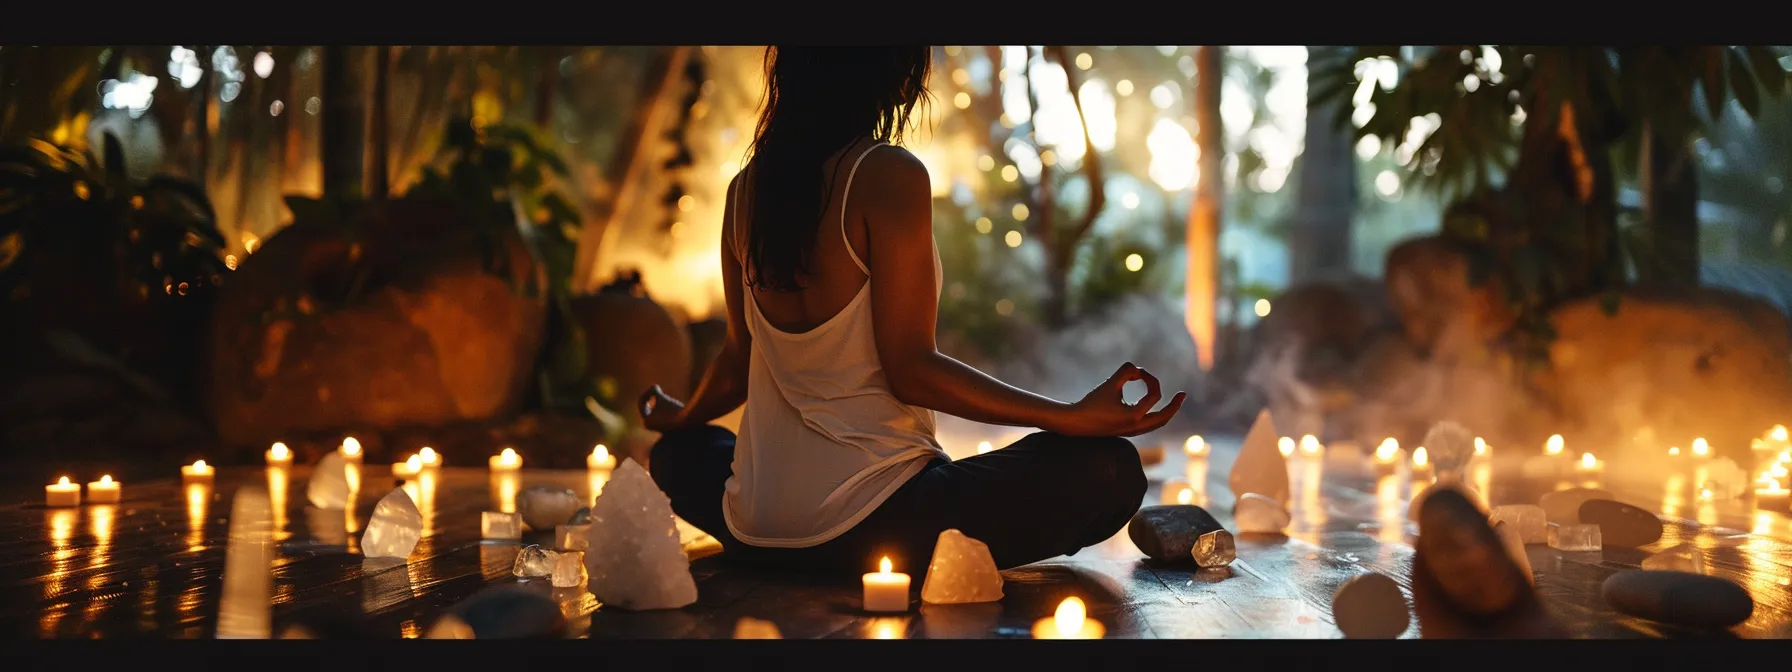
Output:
[550, 551, 586, 588]
[583, 460, 699, 610]
[1422, 421, 1475, 477]
[361, 488, 422, 560]
[1228, 410, 1290, 507]
[920, 529, 1004, 604]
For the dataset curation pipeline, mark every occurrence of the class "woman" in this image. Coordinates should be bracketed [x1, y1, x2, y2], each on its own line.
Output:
[638, 46, 1185, 576]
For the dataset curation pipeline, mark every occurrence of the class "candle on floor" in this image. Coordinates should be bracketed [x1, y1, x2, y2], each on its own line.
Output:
[339, 437, 364, 464]
[1773, 425, 1789, 443]
[1474, 437, 1488, 458]
[1032, 596, 1105, 639]
[1298, 435, 1323, 458]
[182, 460, 215, 483]
[861, 557, 910, 613]
[1691, 438, 1711, 459]
[976, 441, 993, 455]
[1411, 447, 1432, 475]
[489, 447, 522, 471]
[1544, 434, 1565, 457]
[1277, 437, 1296, 457]
[418, 447, 441, 469]
[1577, 452, 1603, 474]
[393, 454, 423, 479]
[87, 475, 121, 504]
[266, 442, 293, 467]
[587, 444, 616, 470]
[1184, 435, 1208, 458]
[1668, 446, 1682, 457]
[1373, 439, 1402, 475]
[1757, 478, 1790, 510]
[45, 476, 80, 507]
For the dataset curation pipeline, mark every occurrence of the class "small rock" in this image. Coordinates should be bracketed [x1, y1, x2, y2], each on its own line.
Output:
[447, 585, 566, 639]
[360, 488, 422, 560]
[1601, 570, 1754, 628]
[1576, 499, 1663, 547]
[1332, 572, 1410, 638]
[1234, 493, 1290, 535]
[1488, 505, 1549, 544]
[1192, 530, 1236, 568]
[1127, 505, 1225, 561]
[1539, 487, 1614, 524]
[920, 529, 1004, 604]
[516, 487, 582, 530]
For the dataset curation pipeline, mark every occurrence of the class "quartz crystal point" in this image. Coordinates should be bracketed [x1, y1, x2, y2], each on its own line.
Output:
[920, 529, 1004, 604]
[1422, 421, 1475, 478]
[1234, 492, 1291, 534]
[1641, 544, 1705, 574]
[482, 511, 523, 541]
[1227, 410, 1290, 507]
[583, 459, 699, 610]
[517, 487, 583, 530]
[360, 488, 423, 560]
[306, 452, 352, 510]
[550, 551, 586, 587]
[1191, 530, 1236, 568]
[512, 545, 556, 577]
[1488, 505, 1549, 544]
[217, 487, 274, 639]
[1548, 524, 1603, 551]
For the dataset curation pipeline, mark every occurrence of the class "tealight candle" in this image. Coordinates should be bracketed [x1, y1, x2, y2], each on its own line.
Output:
[976, 441, 993, 455]
[45, 476, 80, 507]
[1373, 438, 1402, 476]
[861, 557, 910, 613]
[339, 437, 364, 464]
[393, 454, 423, 479]
[1668, 446, 1682, 457]
[1411, 447, 1432, 474]
[489, 447, 522, 471]
[1474, 437, 1488, 458]
[1277, 437, 1296, 457]
[1757, 478, 1790, 510]
[1576, 452, 1603, 474]
[418, 447, 441, 469]
[1774, 425, 1789, 443]
[1184, 435, 1208, 458]
[587, 444, 616, 470]
[1032, 597, 1105, 639]
[182, 459, 215, 482]
[1544, 434, 1565, 457]
[87, 475, 121, 504]
[266, 442, 293, 467]
[1298, 435, 1323, 458]
[1691, 438, 1710, 459]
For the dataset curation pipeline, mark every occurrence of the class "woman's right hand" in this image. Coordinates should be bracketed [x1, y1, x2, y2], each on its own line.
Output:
[1055, 362, 1187, 438]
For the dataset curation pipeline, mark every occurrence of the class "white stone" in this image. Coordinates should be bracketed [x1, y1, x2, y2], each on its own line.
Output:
[1493, 521, 1533, 582]
[1642, 544, 1705, 574]
[217, 487, 274, 639]
[550, 551, 586, 587]
[734, 617, 782, 639]
[1228, 409, 1290, 507]
[1234, 492, 1290, 534]
[1488, 504, 1549, 544]
[556, 524, 590, 551]
[306, 451, 352, 510]
[1422, 421, 1475, 477]
[584, 459, 698, 610]
[482, 511, 523, 541]
[921, 529, 1004, 604]
[517, 486, 583, 530]
[1331, 572, 1409, 638]
[361, 488, 422, 560]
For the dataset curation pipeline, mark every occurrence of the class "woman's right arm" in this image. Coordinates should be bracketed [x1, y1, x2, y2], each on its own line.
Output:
[862, 149, 1183, 437]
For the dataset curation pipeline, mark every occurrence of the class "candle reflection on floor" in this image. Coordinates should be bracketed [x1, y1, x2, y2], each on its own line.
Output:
[492, 471, 520, 514]
[268, 466, 291, 542]
[186, 482, 210, 552]
[1375, 475, 1406, 543]
[863, 615, 909, 639]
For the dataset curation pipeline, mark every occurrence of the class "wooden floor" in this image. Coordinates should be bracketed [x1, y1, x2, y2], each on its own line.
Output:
[7, 435, 1792, 639]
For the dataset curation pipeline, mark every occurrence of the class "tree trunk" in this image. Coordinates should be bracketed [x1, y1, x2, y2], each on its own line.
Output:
[1286, 46, 1357, 283]
[1187, 46, 1226, 372]
[572, 46, 690, 294]
[1639, 122, 1700, 285]
[367, 46, 391, 200]
[321, 46, 366, 201]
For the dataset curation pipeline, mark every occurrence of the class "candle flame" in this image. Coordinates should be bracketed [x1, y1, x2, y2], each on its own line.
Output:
[1580, 452, 1597, 469]
[57, 476, 71, 486]
[406, 454, 422, 471]
[99, 475, 112, 484]
[1277, 437, 1295, 457]
[271, 442, 289, 459]
[1545, 434, 1564, 455]
[1692, 438, 1710, 457]
[1780, 450, 1791, 463]
[1774, 425, 1788, 442]
[193, 460, 207, 469]
[1474, 437, 1487, 455]
[342, 437, 361, 456]
[1669, 446, 1681, 456]
[500, 447, 518, 461]
[1412, 447, 1428, 467]
[593, 445, 610, 461]
[1185, 435, 1206, 455]
[1375, 438, 1399, 462]
[1176, 488, 1193, 505]
[1054, 597, 1086, 636]
[878, 556, 892, 574]
[1763, 477, 1782, 491]
[1298, 435, 1322, 455]
[420, 447, 437, 462]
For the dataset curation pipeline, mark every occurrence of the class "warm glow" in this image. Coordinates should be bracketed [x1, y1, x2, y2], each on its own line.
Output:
[99, 475, 112, 485]
[1375, 438, 1399, 462]
[1412, 447, 1429, 467]
[1254, 299, 1271, 317]
[501, 448, 517, 461]
[1669, 446, 1681, 456]
[1176, 488, 1193, 505]
[1277, 437, 1295, 457]
[1769, 462, 1789, 479]
[271, 443, 289, 460]
[419, 447, 438, 463]
[1124, 253, 1144, 272]
[1779, 450, 1790, 463]
[878, 557, 893, 574]
[1054, 597, 1087, 637]
[1545, 434, 1564, 456]
[1474, 437, 1487, 455]
[193, 460, 207, 469]
[341, 437, 362, 457]
[1580, 453, 1597, 469]
[406, 455, 422, 471]
[977, 441, 993, 455]
[1692, 438, 1710, 457]
[57, 476, 70, 486]
[1298, 435, 1322, 456]
[1184, 435, 1207, 456]
[1773, 425, 1788, 442]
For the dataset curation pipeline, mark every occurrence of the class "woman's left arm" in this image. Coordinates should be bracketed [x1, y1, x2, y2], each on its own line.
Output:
[640, 174, 753, 432]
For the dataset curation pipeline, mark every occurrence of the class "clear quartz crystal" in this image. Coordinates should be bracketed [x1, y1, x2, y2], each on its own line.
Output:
[1192, 530, 1236, 567]
[512, 545, 557, 577]
[1488, 505, 1549, 544]
[1548, 524, 1603, 551]
[1641, 544, 1706, 573]
[482, 511, 522, 541]
[557, 524, 590, 551]
[360, 488, 423, 559]
[1235, 493, 1291, 534]
[920, 529, 1004, 604]
[1423, 421, 1475, 477]
[583, 460, 699, 610]
[550, 551, 586, 587]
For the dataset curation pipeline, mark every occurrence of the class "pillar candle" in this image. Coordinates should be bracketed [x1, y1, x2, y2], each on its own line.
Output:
[266, 442, 293, 467]
[861, 557, 910, 612]
[182, 460, 215, 483]
[393, 454, 423, 479]
[87, 475, 121, 504]
[587, 445, 615, 470]
[489, 447, 522, 472]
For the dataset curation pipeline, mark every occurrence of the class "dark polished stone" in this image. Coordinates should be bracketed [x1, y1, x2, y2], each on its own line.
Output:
[1127, 504, 1225, 562]
[1578, 499, 1665, 547]
[1602, 570, 1755, 629]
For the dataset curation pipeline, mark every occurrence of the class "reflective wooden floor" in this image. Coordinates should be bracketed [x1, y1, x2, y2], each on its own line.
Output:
[7, 435, 1792, 638]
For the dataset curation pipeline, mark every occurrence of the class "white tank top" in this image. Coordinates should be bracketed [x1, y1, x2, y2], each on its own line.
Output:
[723, 141, 949, 548]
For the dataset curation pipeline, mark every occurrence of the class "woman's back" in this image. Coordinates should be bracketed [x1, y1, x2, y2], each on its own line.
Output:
[722, 138, 948, 548]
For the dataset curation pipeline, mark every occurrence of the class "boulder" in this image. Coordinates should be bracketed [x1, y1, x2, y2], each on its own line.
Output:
[204, 199, 547, 447]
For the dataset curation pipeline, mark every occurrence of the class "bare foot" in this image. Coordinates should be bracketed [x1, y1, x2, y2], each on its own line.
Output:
[1411, 489, 1566, 638]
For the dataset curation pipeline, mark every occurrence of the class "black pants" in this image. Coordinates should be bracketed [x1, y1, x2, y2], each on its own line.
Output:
[648, 425, 1147, 576]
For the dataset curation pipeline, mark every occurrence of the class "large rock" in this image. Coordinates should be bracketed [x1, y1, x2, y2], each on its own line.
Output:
[204, 199, 546, 447]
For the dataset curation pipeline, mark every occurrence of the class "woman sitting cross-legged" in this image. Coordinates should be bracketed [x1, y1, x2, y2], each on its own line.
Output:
[637, 45, 1186, 576]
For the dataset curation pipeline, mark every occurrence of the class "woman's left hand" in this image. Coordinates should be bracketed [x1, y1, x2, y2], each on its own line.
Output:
[638, 385, 688, 433]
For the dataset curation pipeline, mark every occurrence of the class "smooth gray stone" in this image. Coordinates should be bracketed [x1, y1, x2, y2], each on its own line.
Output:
[1601, 570, 1754, 628]
[1577, 499, 1663, 547]
[449, 585, 567, 639]
[1128, 505, 1225, 561]
[1539, 487, 1614, 524]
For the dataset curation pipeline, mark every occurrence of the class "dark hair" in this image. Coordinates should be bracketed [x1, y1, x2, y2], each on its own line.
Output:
[741, 46, 932, 292]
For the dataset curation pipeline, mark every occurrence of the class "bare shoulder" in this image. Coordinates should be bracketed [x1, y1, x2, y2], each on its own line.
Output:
[855, 144, 931, 211]
[860, 144, 929, 184]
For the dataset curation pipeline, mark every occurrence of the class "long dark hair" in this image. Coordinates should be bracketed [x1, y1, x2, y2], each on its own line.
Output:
[741, 46, 932, 292]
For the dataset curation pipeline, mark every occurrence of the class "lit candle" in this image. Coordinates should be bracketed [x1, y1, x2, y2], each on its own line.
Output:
[1278, 437, 1296, 457]
[87, 475, 121, 504]
[1668, 446, 1682, 457]
[266, 442, 293, 467]
[861, 557, 910, 613]
[418, 447, 441, 469]
[339, 437, 363, 464]
[1779, 450, 1791, 464]
[1411, 447, 1431, 474]
[1757, 477, 1790, 510]
[1032, 597, 1105, 639]
[45, 476, 81, 507]
[182, 459, 215, 482]
[1373, 438, 1402, 475]
[393, 454, 423, 479]
[1184, 435, 1207, 458]
[1298, 435, 1323, 458]
[587, 444, 616, 470]
[1691, 438, 1710, 459]
[1773, 425, 1789, 443]
[977, 441, 993, 455]
[1544, 434, 1565, 457]
[1577, 452, 1604, 474]
[490, 447, 522, 471]
[1474, 437, 1488, 457]
[1176, 487, 1194, 505]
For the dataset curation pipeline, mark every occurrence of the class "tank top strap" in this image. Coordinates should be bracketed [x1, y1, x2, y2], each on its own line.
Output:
[839, 142, 888, 276]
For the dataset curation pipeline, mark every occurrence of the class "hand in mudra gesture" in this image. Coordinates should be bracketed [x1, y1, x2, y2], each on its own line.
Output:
[638, 385, 687, 433]
[1060, 362, 1186, 438]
